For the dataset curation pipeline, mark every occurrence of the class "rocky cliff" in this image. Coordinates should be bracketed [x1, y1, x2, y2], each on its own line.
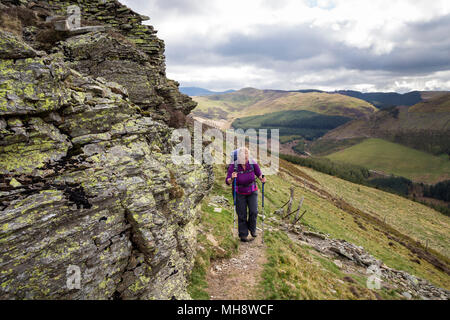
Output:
[0, 0, 213, 299]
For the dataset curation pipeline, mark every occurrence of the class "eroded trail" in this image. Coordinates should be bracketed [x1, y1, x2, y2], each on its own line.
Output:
[206, 235, 267, 300]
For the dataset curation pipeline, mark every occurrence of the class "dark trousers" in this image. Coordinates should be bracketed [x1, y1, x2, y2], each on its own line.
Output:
[235, 191, 258, 239]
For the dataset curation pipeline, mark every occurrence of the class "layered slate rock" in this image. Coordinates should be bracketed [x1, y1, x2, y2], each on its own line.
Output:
[58, 31, 196, 128]
[0, 1, 213, 300]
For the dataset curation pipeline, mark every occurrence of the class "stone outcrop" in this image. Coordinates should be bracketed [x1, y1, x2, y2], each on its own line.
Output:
[0, 1, 213, 299]
[58, 31, 196, 128]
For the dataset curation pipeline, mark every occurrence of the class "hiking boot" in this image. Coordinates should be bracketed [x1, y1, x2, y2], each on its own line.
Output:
[240, 237, 254, 242]
[250, 231, 257, 238]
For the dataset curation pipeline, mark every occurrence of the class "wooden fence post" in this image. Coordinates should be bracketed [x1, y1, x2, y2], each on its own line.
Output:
[285, 187, 295, 220]
[293, 196, 304, 224]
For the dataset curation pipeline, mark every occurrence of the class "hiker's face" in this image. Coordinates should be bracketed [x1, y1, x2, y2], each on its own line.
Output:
[239, 149, 249, 164]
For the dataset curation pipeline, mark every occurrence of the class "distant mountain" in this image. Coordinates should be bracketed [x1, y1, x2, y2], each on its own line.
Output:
[335, 90, 423, 109]
[180, 87, 236, 96]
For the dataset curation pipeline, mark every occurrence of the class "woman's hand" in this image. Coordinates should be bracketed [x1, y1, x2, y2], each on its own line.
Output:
[227, 172, 238, 184]
[260, 175, 266, 183]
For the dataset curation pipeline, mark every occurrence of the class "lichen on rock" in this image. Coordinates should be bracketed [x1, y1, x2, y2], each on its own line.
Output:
[0, 0, 213, 300]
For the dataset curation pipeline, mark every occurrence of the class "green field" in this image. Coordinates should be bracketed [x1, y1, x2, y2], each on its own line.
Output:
[325, 138, 450, 183]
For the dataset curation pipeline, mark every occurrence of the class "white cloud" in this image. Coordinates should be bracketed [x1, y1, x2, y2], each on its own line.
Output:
[121, 0, 450, 92]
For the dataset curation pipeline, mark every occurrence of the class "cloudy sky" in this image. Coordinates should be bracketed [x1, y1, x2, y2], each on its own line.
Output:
[121, 0, 450, 92]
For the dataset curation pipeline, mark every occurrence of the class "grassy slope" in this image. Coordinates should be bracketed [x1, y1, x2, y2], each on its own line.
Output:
[274, 160, 449, 288]
[325, 138, 450, 183]
[193, 89, 377, 121]
[189, 157, 450, 299]
[300, 164, 450, 259]
[410, 93, 450, 113]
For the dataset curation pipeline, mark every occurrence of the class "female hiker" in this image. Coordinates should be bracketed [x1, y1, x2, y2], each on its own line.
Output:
[226, 147, 266, 242]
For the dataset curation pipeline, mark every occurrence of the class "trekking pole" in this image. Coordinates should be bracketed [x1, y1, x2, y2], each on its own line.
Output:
[233, 174, 237, 233]
[262, 175, 265, 244]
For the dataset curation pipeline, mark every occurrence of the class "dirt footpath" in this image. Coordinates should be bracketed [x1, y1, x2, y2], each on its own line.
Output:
[206, 234, 267, 300]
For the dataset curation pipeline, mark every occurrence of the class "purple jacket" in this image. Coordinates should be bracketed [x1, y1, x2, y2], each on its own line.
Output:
[226, 160, 262, 195]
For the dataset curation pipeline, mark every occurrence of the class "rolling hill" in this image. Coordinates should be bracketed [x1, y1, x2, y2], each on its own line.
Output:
[319, 93, 450, 155]
[409, 92, 450, 113]
[192, 88, 378, 124]
[188, 87, 429, 109]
